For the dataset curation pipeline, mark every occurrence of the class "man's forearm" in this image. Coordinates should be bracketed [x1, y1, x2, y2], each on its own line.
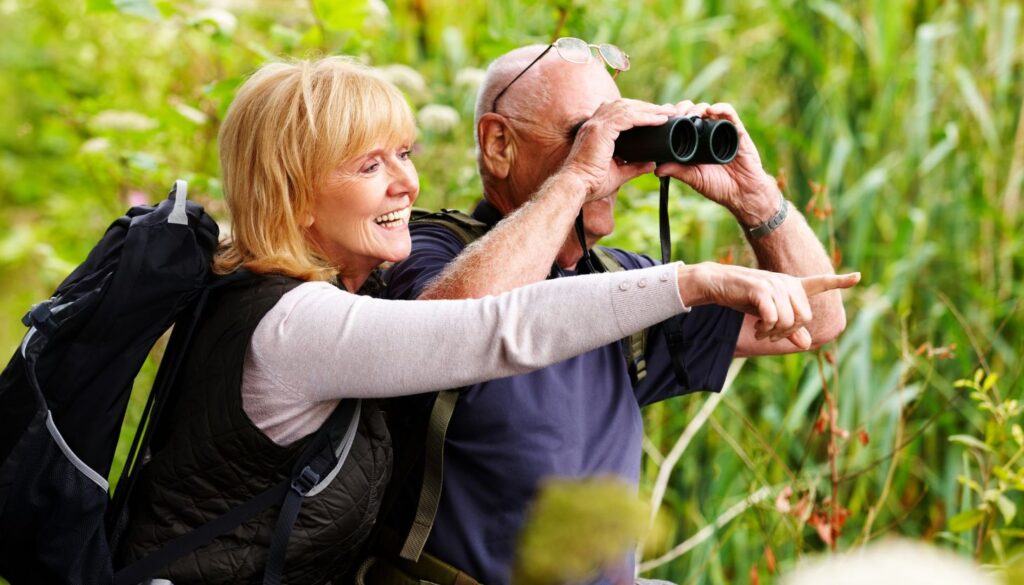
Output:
[419, 172, 586, 300]
[738, 187, 846, 340]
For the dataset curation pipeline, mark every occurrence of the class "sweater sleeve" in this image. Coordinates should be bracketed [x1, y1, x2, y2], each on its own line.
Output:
[247, 263, 687, 404]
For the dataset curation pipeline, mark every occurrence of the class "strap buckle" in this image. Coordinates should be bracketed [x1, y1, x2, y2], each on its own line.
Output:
[290, 466, 321, 496]
[22, 301, 56, 334]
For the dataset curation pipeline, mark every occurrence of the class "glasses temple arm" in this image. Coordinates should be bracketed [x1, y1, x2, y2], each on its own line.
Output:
[491, 44, 555, 112]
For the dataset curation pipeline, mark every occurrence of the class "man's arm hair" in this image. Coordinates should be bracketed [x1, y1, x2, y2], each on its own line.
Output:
[734, 190, 846, 356]
[419, 171, 586, 300]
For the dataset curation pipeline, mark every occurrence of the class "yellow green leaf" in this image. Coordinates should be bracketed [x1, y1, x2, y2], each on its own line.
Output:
[948, 509, 986, 532]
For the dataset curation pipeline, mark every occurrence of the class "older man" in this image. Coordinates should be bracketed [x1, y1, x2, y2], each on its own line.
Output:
[381, 40, 857, 584]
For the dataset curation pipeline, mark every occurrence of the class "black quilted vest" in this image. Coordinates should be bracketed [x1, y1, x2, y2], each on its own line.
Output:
[119, 275, 392, 584]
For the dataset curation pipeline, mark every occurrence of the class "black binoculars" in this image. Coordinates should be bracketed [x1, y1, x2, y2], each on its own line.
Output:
[614, 116, 739, 165]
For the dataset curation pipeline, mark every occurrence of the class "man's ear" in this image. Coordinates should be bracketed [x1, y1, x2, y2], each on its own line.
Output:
[478, 113, 514, 180]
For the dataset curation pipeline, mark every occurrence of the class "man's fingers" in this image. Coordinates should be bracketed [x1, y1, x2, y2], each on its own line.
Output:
[801, 272, 861, 296]
[653, 161, 698, 182]
[617, 161, 657, 183]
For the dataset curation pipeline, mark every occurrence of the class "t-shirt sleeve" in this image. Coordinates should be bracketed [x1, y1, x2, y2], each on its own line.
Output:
[602, 248, 744, 407]
[383, 222, 466, 300]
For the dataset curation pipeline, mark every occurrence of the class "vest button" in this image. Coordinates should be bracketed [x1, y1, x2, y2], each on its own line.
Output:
[637, 278, 648, 288]
[619, 281, 631, 291]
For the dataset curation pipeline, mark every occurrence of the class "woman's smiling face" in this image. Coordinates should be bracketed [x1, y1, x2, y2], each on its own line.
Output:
[307, 142, 419, 290]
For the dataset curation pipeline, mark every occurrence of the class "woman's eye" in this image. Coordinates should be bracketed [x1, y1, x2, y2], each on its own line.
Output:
[399, 149, 413, 160]
[361, 161, 380, 173]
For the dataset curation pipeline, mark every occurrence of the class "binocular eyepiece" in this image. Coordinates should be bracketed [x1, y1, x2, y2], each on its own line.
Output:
[614, 116, 739, 165]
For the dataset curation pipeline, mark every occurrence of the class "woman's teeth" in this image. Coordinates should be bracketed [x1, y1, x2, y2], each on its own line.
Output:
[374, 208, 410, 227]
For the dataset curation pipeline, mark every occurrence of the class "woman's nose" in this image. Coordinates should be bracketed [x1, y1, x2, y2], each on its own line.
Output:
[387, 161, 418, 198]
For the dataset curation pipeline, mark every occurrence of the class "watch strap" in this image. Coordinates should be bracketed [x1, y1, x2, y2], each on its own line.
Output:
[746, 195, 788, 239]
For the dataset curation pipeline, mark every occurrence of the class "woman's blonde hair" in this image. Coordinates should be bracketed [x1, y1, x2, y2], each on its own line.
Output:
[214, 56, 416, 281]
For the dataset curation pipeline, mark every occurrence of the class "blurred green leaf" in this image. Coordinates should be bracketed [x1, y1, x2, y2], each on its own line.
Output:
[996, 495, 1016, 525]
[948, 509, 986, 533]
[314, 0, 368, 32]
[950, 435, 994, 453]
[85, 0, 117, 12]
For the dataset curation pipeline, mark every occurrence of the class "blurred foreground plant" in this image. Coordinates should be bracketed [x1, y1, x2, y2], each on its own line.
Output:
[514, 477, 667, 585]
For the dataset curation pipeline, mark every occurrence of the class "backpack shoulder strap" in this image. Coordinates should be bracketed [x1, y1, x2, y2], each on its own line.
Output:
[410, 208, 490, 247]
[394, 208, 489, 563]
[592, 247, 649, 385]
[398, 389, 458, 561]
[113, 398, 361, 585]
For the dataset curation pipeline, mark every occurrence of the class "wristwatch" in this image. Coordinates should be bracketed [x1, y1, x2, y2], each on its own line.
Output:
[745, 194, 788, 239]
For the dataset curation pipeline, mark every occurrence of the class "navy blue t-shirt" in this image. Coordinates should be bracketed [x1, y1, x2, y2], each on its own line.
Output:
[383, 205, 743, 584]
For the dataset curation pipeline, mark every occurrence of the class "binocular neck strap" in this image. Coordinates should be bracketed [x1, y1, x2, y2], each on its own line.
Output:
[659, 176, 671, 264]
[574, 211, 602, 273]
[574, 175, 671, 272]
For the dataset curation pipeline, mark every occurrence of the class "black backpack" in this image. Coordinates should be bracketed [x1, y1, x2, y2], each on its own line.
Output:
[0, 181, 359, 585]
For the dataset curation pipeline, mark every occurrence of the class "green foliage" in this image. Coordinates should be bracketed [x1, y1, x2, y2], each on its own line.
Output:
[1, 0, 1022, 583]
[944, 369, 1024, 567]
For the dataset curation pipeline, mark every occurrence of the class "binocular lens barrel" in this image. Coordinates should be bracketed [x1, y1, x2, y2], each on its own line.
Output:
[614, 116, 738, 165]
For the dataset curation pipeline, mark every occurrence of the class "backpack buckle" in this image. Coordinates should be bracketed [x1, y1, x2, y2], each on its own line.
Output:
[22, 301, 55, 334]
[291, 466, 321, 496]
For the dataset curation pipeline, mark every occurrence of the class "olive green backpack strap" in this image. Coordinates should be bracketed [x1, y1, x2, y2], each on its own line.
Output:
[592, 246, 649, 385]
[410, 208, 490, 246]
[395, 217, 647, 569]
[398, 209, 489, 563]
[399, 389, 459, 561]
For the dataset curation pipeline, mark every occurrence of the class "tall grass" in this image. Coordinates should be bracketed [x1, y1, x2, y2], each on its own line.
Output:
[0, 0, 1021, 582]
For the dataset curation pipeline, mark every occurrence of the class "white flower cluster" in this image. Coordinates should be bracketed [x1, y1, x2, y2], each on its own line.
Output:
[781, 539, 998, 585]
[365, 0, 390, 28]
[89, 110, 158, 132]
[454, 67, 486, 94]
[190, 8, 238, 36]
[379, 64, 426, 95]
[418, 104, 460, 134]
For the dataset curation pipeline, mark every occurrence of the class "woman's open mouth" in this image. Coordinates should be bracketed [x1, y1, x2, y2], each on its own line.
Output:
[373, 207, 411, 229]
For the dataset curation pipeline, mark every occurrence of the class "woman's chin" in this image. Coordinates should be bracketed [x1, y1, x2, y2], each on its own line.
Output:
[374, 243, 412, 265]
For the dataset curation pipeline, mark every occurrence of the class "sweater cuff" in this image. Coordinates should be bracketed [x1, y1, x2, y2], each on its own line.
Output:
[608, 262, 690, 337]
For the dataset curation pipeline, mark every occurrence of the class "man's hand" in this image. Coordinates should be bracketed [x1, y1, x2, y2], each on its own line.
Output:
[560, 99, 676, 202]
[654, 101, 779, 225]
[677, 262, 860, 350]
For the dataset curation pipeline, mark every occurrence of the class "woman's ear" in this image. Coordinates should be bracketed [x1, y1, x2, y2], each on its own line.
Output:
[300, 212, 315, 228]
[478, 113, 514, 180]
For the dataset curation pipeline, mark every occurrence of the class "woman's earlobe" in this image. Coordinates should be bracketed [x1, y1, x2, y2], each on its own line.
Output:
[301, 213, 315, 228]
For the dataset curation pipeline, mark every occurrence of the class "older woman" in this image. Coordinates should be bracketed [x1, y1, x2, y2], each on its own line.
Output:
[117, 57, 694, 583]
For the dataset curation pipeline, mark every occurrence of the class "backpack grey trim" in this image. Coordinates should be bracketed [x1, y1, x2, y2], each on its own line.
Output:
[46, 411, 109, 492]
[167, 180, 189, 226]
[19, 327, 36, 359]
[306, 399, 362, 497]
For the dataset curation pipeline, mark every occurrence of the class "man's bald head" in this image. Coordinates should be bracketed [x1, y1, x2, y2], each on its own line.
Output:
[474, 45, 553, 129]
[475, 45, 620, 192]
[473, 43, 633, 265]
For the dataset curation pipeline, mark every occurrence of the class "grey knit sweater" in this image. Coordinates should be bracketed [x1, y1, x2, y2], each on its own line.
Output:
[242, 263, 689, 445]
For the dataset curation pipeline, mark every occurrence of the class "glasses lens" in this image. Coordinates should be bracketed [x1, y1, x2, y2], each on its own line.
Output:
[599, 44, 630, 71]
[555, 37, 592, 64]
